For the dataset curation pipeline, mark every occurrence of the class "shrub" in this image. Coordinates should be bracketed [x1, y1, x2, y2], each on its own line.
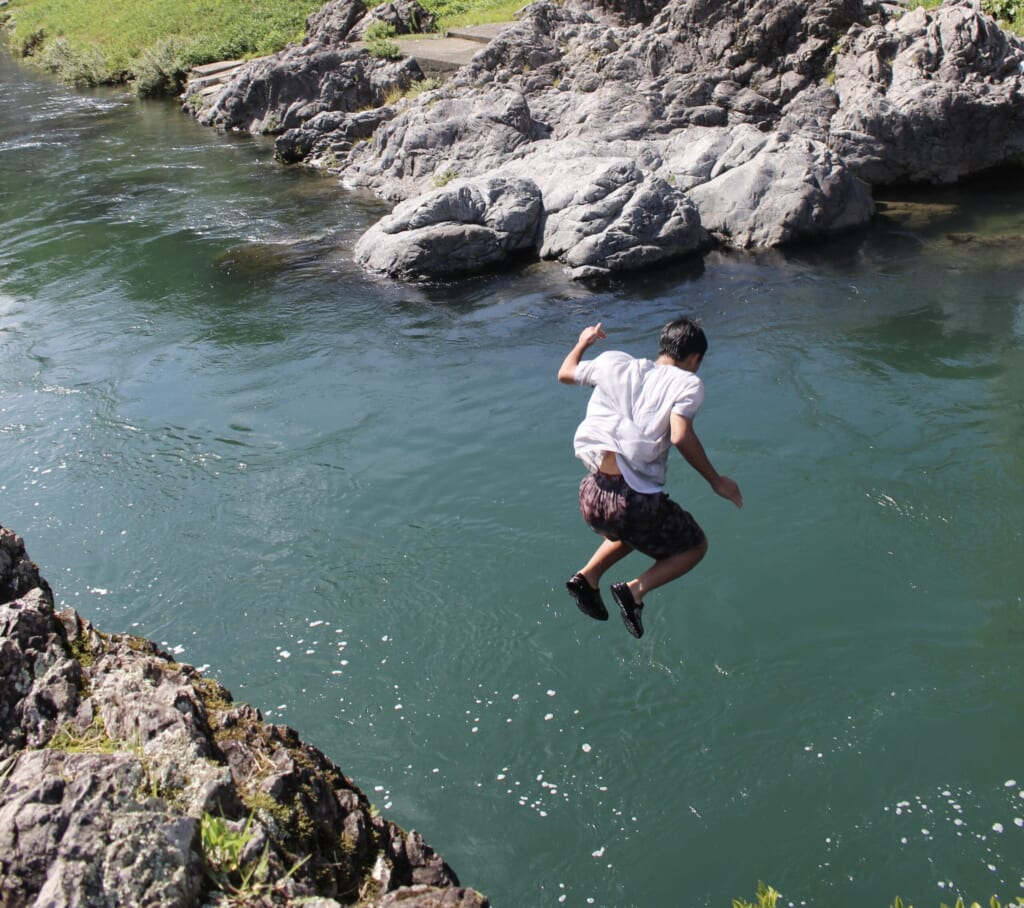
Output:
[132, 36, 197, 97]
[364, 21, 402, 60]
[433, 167, 458, 187]
[38, 36, 111, 86]
[983, 0, 1021, 25]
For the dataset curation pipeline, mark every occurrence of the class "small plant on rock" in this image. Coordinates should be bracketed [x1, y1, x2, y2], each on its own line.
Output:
[46, 714, 120, 754]
[365, 21, 402, 60]
[201, 812, 271, 900]
[200, 812, 309, 904]
[407, 76, 442, 97]
[433, 167, 458, 187]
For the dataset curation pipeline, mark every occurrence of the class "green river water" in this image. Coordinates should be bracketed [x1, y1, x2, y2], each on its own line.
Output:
[2, 53, 1024, 907]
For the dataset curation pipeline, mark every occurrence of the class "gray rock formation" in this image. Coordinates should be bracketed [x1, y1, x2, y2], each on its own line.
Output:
[185, 0, 432, 134]
[829, 2, 1024, 183]
[348, 0, 439, 41]
[354, 175, 544, 278]
[0, 525, 488, 908]
[185, 0, 1024, 280]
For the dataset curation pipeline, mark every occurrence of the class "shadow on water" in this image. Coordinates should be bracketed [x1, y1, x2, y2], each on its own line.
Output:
[763, 165, 1024, 277]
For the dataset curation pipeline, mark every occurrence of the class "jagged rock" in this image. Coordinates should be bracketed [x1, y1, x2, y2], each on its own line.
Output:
[343, 86, 540, 201]
[354, 175, 543, 278]
[191, 47, 424, 134]
[0, 525, 487, 908]
[503, 141, 711, 276]
[665, 127, 876, 246]
[0, 750, 204, 908]
[276, 107, 399, 165]
[574, 0, 665, 27]
[829, 1, 1024, 183]
[184, 0, 439, 137]
[305, 0, 369, 45]
[376, 885, 490, 907]
[349, 0, 439, 41]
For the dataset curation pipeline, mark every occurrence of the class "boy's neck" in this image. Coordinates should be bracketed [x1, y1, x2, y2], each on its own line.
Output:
[656, 353, 702, 372]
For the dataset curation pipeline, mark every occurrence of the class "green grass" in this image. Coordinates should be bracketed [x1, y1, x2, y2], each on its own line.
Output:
[429, 0, 524, 27]
[4, 0, 323, 91]
[1, 0, 525, 93]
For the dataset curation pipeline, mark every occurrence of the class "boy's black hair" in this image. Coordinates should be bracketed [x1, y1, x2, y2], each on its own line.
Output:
[659, 317, 708, 362]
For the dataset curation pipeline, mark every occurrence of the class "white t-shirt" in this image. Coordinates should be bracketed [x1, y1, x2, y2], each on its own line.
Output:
[573, 350, 704, 494]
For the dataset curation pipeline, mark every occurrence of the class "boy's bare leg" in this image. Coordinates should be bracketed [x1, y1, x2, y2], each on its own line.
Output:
[577, 538, 632, 588]
[626, 538, 708, 602]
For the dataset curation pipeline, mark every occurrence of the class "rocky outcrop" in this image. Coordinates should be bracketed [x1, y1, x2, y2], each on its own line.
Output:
[185, 0, 432, 135]
[0, 525, 488, 908]
[354, 175, 544, 278]
[185, 0, 1024, 280]
[829, 2, 1024, 183]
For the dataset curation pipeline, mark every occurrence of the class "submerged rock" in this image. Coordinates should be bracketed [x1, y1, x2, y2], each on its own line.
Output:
[185, 0, 1024, 280]
[0, 525, 488, 908]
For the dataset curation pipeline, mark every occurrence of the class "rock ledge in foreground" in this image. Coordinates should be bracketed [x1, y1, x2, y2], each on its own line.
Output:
[0, 524, 487, 908]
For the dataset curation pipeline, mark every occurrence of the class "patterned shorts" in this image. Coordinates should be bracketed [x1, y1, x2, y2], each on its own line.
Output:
[578, 472, 706, 561]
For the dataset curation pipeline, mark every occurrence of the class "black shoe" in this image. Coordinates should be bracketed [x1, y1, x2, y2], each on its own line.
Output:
[566, 573, 609, 621]
[611, 582, 644, 638]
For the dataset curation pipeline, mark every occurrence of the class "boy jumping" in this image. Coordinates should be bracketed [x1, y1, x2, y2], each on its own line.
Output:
[558, 318, 743, 638]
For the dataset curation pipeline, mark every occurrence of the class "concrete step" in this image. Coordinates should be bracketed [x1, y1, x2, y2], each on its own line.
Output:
[445, 23, 510, 43]
[190, 59, 248, 78]
[186, 24, 512, 96]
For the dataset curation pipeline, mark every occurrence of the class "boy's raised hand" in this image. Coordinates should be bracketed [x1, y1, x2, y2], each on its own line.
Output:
[578, 322, 607, 349]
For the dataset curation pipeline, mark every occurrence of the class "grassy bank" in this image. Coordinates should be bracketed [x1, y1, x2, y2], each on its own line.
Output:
[2, 0, 321, 93]
[0, 0, 521, 95]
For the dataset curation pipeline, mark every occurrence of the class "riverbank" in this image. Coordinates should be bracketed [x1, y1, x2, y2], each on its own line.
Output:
[0, 0, 522, 93]
[184, 0, 1024, 282]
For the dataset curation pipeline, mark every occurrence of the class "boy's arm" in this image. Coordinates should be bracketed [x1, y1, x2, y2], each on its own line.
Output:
[557, 323, 606, 384]
[671, 412, 743, 508]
